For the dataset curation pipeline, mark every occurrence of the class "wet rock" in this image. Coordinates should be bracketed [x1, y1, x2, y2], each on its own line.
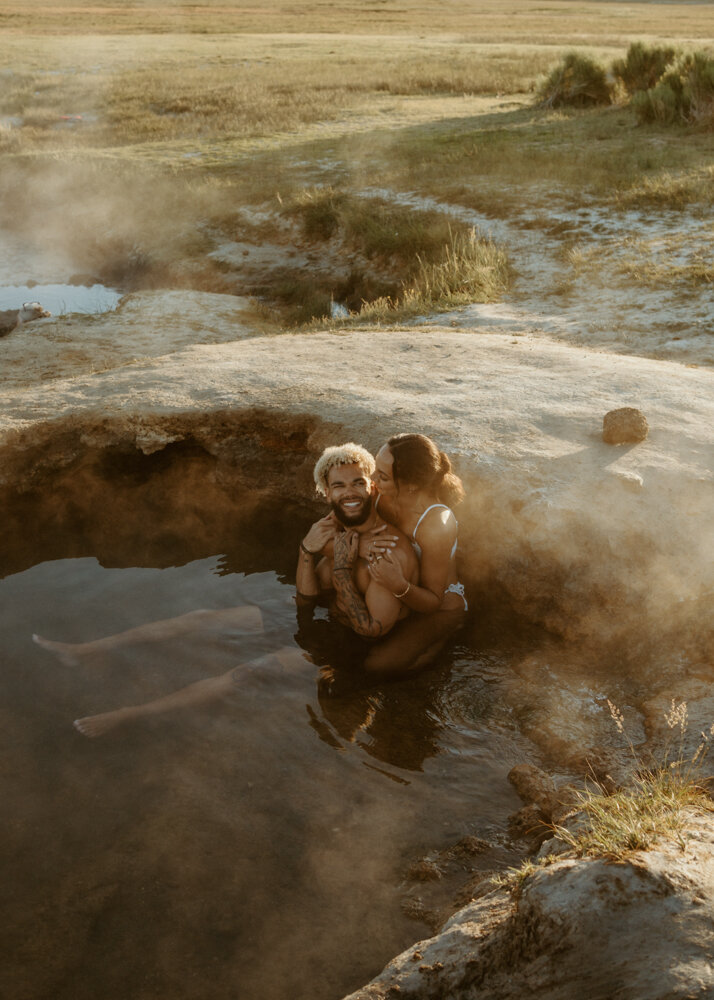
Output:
[447, 836, 491, 858]
[563, 749, 621, 794]
[508, 764, 580, 827]
[507, 803, 549, 843]
[602, 406, 649, 444]
[508, 764, 557, 809]
[401, 834, 520, 933]
[405, 858, 444, 882]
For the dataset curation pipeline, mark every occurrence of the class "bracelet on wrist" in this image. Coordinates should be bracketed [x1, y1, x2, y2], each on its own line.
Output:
[300, 541, 318, 556]
[393, 582, 411, 599]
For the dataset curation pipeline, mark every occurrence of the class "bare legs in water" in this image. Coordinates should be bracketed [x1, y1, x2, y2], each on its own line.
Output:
[32, 605, 264, 666]
[72, 646, 309, 738]
[35, 603, 465, 738]
[32, 603, 310, 738]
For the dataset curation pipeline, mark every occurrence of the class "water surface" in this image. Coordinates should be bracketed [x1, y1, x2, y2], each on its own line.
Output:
[0, 231, 120, 315]
[0, 282, 121, 315]
[0, 540, 534, 1000]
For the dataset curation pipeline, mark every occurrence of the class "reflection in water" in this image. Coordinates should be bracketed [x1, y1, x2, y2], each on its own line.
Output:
[0, 546, 531, 1000]
[296, 608, 446, 772]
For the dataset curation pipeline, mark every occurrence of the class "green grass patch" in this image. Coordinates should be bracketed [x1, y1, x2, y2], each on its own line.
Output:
[357, 228, 511, 322]
[341, 102, 714, 211]
[553, 770, 710, 858]
[271, 192, 511, 325]
[614, 166, 714, 209]
[620, 257, 713, 289]
[282, 187, 462, 263]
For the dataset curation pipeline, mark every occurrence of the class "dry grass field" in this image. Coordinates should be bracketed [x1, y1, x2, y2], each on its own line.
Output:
[0, 0, 711, 326]
[3, 0, 714, 39]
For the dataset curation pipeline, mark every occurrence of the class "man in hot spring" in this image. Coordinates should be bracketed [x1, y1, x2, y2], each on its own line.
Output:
[37, 443, 417, 737]
[296, 442, 418, 643]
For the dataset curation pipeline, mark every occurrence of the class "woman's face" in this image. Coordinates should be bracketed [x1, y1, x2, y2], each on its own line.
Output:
[374, 445, 398, 499]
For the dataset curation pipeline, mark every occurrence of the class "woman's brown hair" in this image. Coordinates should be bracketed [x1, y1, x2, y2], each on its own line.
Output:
[387, 433, 465, 507]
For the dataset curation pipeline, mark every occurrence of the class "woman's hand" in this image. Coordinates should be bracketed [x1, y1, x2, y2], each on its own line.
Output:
[358, 523, 399, 562]
[367, 549, 408, 595]
[302, 514, 338, 556]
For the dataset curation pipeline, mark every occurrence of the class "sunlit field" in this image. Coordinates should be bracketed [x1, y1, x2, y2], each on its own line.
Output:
[4, 0, 714, 38]
[0, 0, 711, 324]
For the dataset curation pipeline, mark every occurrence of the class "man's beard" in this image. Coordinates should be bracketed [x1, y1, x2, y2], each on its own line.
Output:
[331, 494, 373, 527]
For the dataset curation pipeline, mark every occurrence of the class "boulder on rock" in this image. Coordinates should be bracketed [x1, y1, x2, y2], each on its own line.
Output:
[602, 406, 649, 444]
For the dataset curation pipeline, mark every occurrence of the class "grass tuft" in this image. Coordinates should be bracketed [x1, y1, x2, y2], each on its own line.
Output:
[358, 228, 511, 322]
[491, 699, 713, 900]
[490, 855, 558, 895]
[553, 700, 713, 860]
[613, 167, 714, 210]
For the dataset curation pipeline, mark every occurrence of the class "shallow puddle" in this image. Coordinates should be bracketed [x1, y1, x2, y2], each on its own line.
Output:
[0, 522, 535, 1000]
[0, 281, 121, 315]
[0, 231, 120, 315]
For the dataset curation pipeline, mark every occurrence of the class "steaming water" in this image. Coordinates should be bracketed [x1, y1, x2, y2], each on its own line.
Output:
[0, 232, 121, 315]
[0, 539, 534, 1000]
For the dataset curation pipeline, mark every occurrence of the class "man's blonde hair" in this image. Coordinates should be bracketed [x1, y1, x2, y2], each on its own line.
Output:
[313, 443, 375, 496]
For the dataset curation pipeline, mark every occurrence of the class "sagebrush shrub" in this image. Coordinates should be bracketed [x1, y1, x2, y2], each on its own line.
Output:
[633, 50, 714, 126]
[537, 53, 612, 108]
[613, 41, 677, 95]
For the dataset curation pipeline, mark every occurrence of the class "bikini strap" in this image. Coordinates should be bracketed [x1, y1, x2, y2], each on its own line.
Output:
[412, 503, 451, 539]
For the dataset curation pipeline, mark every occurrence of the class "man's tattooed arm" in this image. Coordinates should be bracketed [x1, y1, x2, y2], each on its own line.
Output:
[296, 514, 338, 605]
[331, 530, 403, 639]
[332, 567, 388, 638]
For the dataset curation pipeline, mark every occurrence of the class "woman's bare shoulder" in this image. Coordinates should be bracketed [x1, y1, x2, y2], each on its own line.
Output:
[417, 506, 457, 544]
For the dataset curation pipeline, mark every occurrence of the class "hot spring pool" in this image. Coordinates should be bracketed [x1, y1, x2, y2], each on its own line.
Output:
[0, 528, 538, 1000]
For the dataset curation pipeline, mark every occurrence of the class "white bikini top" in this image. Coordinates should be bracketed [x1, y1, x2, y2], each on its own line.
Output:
[411, 504, 458, 561]
[373, 498, 459, 561]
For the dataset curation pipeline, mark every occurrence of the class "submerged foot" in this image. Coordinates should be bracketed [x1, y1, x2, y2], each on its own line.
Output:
[32, 634, 83, 667]
[73, 709, 129, 738]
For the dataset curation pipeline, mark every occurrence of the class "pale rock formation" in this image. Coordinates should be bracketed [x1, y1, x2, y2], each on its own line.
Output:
[0, 300, 51, 337]
[343, 811, 714, 1000]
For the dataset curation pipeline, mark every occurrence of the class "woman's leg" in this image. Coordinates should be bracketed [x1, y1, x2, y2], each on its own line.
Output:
[34, 605, 264, 665]
[364, 609, 465, 676]
[73, 645, 308, 738]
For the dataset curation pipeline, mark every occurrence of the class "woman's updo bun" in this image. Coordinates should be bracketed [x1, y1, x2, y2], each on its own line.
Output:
[387, 433, 465, 506]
